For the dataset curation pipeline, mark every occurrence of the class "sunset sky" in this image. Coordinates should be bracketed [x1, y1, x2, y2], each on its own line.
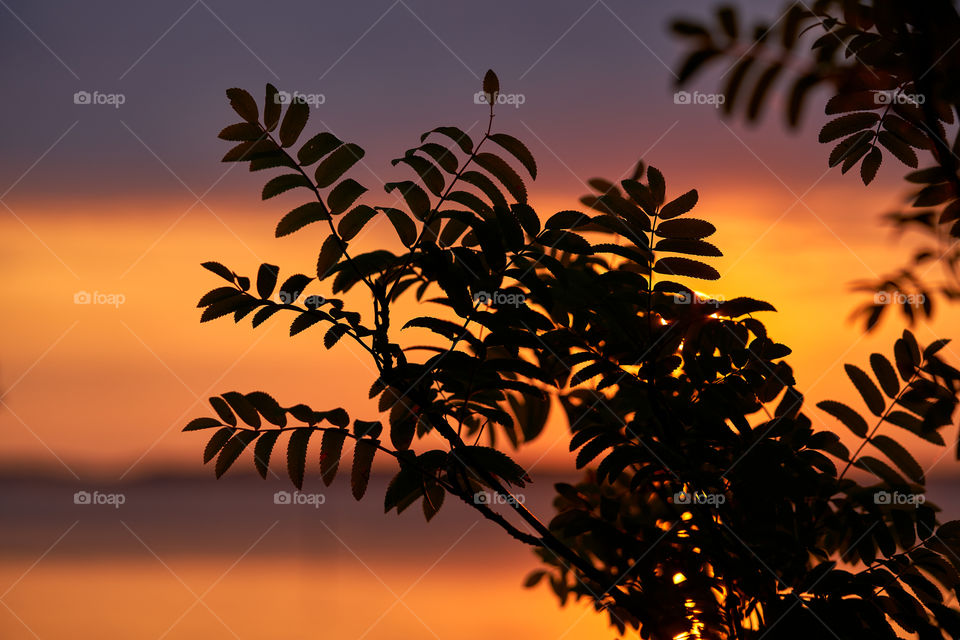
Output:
[3, 0, 959, 481]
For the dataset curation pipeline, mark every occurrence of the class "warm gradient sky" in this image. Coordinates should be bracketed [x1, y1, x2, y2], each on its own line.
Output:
[3, 0, 959, 482]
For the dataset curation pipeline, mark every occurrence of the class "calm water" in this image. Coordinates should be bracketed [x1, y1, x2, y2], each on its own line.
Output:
[3, 472, 958, 639]
[0, 471, 613, 639]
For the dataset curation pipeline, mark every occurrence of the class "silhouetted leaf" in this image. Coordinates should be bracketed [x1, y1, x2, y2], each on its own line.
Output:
[489, 133, 537, 179]
[829, 131, 874, 167]
[352, 439, 378, 500]
[316, 235, 345, 280]
[247, 391, 286, 426]
[463, 445, 528, 486]
[474, 153, 527, 203]
[861, 147, 882, 185]
[385, 181, 431, 220]
[870, 353, 900, 398]
[319, 428, 347, 485]
[653, 257, 720, 280]
[870, 434, 925, 482]
[278, 98, 309, 148]
[658, 189, 698, 219]
[202, 261, 235, 282]
[222, 392, 261, 428]
[226, 88, 258, 123]
[262, 174, 312, 200]
[256, 264, 279, 299]
[394, 155, 445, 196]
[878, 131, 919, 168]
[290, 312, 323, 336]
[338, 205, 379, 241]
[263, 84, 281, 131]
[315, 143, 365, 188]
[654, 238, 722, 256]
[253, 429, 280, 478]
[203, 427, 235, 463]
[381, 208, 417, 246]
[845, 364, 885, 416]
[327, 178, 367, 214]
[287, 428, 313, 490]
[817, 400, 868, 437]
[298, 132, 342, 166]
[482, 69, 500, 102]
[819, 113, 880, 143]
[184, 417, 222, 432]
[215, 430, 258, 478]
[655, 218, 715, 239]
[421, 126, 473, 154]
[276, 202, 329, 238]
[218, 123, 263, 141]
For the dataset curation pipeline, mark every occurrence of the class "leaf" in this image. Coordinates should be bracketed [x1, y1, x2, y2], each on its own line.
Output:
[461, 171, 509, 209]
[817, 400, 869, 437]
[421, 126, 473, 154]
[290, 312, 323, 336]
[275, 202, 329, 237]
[314, 143, 365, 188]
[870, 354, 900, 399]
[870, 434, 925, 483]
[319, 429, 347, 485]
[218, 123, 263, 141]
[385, 181, 431, 220]
[353, 420, 382, 439]
[654, 238, 722, 257]
[747, 63, 783, 121]
[278, 97, 309, 148]
[878, 131, 919, 167]
[262, 174, 312, 200]
[422, 482, 445, 521]
[222, 392, 261, 428]
[382, 208, 417, 246]
[653, 257, 720, 280]
[246, 391, 286, 426]
[474, 153, 527, 203]
[482, 69, 500, 101]
[658, 189, 698, 219]
[462, 445, 529, 486]
[256, 263, 279, 299]
[545, 210, 589, 230]
[825, 91, 880, 114]
[316, 235, 345, 280]
[893, 337, 916, 381]
[489, 133, 537, 179]
[646, 167, 665, 206]
[324, 324, 349, 349]
[338, 205, 379, 241]
[226, 88, 258, 123]
[298, 132, 342, 166]
[253, 429, 281, 478]
[394, 155, 445, 196]
[845, 364, 886, 416]
[352, 439, 378, 500]
[860, 146, 882, 185]
[215, 430, 259, 478]
[203, 427, 235, 463]
[655, 218, 715, 239]
[183, 417, 222, 432]
[829, 131, 874, 167]
[287, 428, 313, 489]
[278, 274, 313, 305]
[202, 261, 235, 282]
[818, 112, 880, 143]
[327, 179, 367, 214]
[264, 84, 281, 131]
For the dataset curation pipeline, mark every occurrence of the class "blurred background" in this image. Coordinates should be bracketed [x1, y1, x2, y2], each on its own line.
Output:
[2, 0, 958, 637]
